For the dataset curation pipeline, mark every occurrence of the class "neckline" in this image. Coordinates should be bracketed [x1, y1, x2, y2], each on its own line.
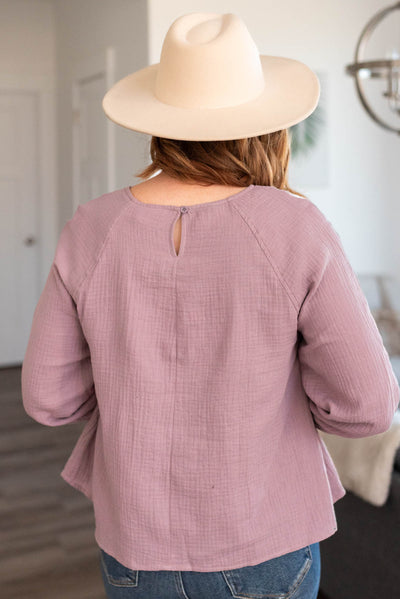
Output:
[124, 184, 255, 210]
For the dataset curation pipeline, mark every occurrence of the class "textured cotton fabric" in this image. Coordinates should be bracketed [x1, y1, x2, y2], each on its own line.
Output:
[21, 184, 400, 572]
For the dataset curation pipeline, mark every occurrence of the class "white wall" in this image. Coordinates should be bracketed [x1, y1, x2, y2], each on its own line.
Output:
[147, 0, 400, 281]
[54, 0, 149, 227]
[0, 0, 55, 77]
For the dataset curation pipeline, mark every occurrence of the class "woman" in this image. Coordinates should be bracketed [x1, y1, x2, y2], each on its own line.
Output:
[21, 12, 399, 599]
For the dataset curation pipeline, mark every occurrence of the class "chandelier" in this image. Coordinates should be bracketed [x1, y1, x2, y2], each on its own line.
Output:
[345, 1, 400, 135]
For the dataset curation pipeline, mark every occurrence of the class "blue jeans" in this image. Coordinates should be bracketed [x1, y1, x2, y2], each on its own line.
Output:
[98, 542, 321, 599]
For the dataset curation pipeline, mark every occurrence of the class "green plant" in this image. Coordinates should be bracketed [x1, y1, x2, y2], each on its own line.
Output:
[289, 104, 325, 159]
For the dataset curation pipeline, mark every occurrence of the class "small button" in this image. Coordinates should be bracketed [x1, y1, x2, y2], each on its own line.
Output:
[180, 206, 188, 213]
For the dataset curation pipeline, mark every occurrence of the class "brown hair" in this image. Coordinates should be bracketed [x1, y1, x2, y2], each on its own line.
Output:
[135, 129, 307, 199]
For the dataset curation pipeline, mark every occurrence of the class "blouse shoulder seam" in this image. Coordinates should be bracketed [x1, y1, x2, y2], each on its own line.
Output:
[74, 200, 132, 302]
[231, 202, 300, 315]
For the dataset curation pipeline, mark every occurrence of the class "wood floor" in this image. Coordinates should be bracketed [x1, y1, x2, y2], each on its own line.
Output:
[1, 365, 106, 598]
[0, 365, 330, 599]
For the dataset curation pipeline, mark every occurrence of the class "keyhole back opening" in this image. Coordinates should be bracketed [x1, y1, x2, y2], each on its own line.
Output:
[173, 213, 182, 257]
[171, 207, 188, 258]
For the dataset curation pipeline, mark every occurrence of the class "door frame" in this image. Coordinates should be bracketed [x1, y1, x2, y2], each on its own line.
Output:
[0, 72, 57, 289]
[71, 46, 116, 213]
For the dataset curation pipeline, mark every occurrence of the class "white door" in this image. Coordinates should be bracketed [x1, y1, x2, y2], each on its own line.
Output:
[76, 73, 108, 203]
[0, 90, 40, 366]
[72, 48, 116, 210]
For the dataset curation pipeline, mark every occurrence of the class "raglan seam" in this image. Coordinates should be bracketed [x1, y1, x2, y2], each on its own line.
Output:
[72, 198, 133, 303]
[52, 261, 81, 313]
[231, 200, 312, 316]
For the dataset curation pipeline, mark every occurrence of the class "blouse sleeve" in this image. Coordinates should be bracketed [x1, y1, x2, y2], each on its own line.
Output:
[297, 217, 399, 438]
[21, 226, 97, 426]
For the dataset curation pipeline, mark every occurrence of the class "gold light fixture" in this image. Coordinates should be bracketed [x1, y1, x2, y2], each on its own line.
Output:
[345, 1, 400, 135]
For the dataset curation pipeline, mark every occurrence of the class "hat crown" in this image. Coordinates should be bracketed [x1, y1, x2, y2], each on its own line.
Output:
[155, 13, 265, 109]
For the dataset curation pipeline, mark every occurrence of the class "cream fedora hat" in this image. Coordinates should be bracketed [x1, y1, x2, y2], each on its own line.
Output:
[102, 12, 320, 141]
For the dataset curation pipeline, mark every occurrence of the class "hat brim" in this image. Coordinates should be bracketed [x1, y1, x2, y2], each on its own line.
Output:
[102, 55, 320, 141]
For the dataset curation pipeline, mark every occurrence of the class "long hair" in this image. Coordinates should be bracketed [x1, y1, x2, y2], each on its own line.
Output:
[135, 129, 307, 199]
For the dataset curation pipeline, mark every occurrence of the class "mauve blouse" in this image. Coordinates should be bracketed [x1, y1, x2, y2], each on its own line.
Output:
[21, 184, 400, 572]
